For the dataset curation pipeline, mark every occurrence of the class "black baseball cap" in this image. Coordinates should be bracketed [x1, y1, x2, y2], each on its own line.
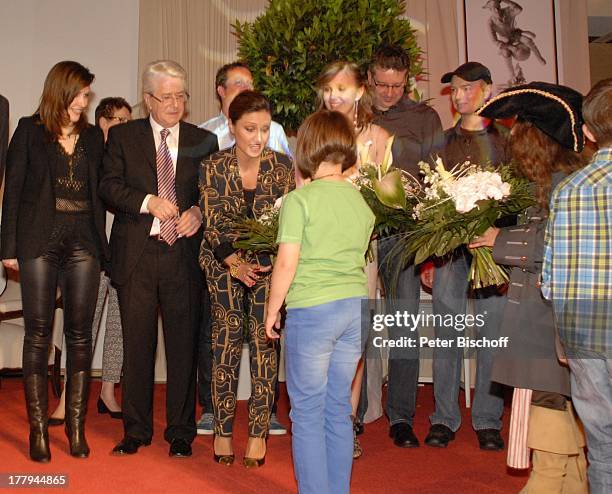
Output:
[441, 62, 492, 84]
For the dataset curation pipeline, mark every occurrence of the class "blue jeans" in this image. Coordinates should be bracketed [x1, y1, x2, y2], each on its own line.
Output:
[567, 350, 612, 494]
[378, 236, 422, 426]
[431, 250, 505, 431]
[285, 297, 363, 494]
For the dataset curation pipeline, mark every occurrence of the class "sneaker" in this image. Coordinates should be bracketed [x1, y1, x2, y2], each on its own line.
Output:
[268, 413, 288, 436]
[196, 412, 214, 435]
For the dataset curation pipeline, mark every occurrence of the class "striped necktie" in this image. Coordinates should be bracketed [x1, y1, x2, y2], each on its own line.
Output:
[156, 128, 178, 245]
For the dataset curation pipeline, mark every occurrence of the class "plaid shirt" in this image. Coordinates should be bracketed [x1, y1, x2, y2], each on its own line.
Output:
[542, 147, 612, 356]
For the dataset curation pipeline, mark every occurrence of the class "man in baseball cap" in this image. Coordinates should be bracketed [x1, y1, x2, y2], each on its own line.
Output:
[423, 61, 509, 452]
[440, 61, 493, 85]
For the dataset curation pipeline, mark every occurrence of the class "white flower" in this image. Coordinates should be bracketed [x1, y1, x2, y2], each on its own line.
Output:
[441, 171, 511, 213]
[274, 196, 284, 209]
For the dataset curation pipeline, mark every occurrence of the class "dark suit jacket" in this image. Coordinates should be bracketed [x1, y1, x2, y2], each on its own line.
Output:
[0, 115, 108, 261]
[0, 95, 8, 189]
[99, 118, 218, 285]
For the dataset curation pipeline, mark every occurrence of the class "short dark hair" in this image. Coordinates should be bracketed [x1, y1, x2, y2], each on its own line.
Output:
[228, 90, 270, 124]
[296, 110, 357, 179]
[94, 97, 132, 126]
[368, 44, 410, 75]
[583, 78, 612, 147]
[215, 61, 251, 105]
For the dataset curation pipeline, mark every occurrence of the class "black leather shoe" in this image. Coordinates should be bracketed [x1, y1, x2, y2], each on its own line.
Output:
[424, 424, 455, 448]
[389, 423, 419, 448]
[476, 429, 504, 451]
[112, 436, 149, 456]
[97, 397, 122, 420]
[169, 438, 192, 458]
[48, 417, 65, 427]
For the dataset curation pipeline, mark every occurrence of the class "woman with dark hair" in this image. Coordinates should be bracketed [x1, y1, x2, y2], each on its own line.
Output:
[470, 82, 590, 492]
[200, 90, 294, 467]
[48, 96, 132, 426]
[1, 61, 108, 462]
[265, 109, 375, 493]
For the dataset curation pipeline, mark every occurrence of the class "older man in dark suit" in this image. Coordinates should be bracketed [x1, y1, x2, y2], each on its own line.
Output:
[99, 60, 218, 457]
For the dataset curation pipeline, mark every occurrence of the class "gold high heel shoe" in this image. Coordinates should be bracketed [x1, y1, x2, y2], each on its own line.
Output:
[214, 452, 235, 466]
[243, 456, 265, 468]
[213, 435, 234, 466]
[243, 437, 266, 468]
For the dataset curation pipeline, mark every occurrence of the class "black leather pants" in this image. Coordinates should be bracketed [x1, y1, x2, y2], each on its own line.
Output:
[20, 238, 100, 379]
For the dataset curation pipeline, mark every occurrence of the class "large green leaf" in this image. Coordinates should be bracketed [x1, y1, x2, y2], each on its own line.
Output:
[372, 170, 406, 210]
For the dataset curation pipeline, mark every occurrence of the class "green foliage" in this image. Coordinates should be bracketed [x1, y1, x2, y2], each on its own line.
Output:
[233, 0, 422, 132]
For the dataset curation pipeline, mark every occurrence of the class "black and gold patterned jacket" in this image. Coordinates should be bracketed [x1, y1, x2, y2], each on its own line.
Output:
[199, 146, 294, 273]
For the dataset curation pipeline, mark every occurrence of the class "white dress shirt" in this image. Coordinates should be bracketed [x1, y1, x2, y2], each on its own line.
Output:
[199, 112, 293, 158]
[141, 116, 180, 235]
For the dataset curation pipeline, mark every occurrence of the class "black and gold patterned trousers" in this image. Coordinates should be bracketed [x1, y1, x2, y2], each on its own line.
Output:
[206, 264, 277, 438]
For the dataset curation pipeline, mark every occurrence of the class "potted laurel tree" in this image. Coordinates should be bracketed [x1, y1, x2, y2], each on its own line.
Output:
[233, 0, 422, 134]
[231, 0, 423, 255]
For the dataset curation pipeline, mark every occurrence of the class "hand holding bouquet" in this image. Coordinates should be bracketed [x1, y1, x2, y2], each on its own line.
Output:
[393, 157, 533, 289]
[232, 196, 283, 254]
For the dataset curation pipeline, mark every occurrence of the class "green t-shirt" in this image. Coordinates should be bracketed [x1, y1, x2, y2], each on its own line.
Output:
[277, 179, 375, 308]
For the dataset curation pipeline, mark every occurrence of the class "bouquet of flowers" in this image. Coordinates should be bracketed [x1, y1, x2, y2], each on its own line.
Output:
[232, 197, 282, 254]
[352, 136, 418, 237]
[232, 136, 420, 254]
[393, 157, 533, 288]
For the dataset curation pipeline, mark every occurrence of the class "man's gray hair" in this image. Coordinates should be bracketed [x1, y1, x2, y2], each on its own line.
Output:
[142, 60, 187, 94]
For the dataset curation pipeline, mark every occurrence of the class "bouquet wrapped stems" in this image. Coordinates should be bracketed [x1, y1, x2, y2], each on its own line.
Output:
[468, 246, 509, 289]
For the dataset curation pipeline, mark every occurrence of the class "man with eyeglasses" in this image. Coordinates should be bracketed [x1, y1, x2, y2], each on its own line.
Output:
[100, 60, 218, 458]
[362, 44, 444, 450]
[197, 61, 290, 437]
[96, 97, 132, 142]
[200, 62, 292, 157]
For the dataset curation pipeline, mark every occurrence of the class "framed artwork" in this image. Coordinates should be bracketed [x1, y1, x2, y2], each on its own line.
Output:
[463, 0, 558, 92]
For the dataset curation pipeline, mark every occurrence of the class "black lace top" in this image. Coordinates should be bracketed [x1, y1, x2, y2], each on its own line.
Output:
[49, 138, 99, 257]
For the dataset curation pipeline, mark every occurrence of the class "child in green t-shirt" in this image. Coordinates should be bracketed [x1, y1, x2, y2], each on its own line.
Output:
[265, 110, 374, 494]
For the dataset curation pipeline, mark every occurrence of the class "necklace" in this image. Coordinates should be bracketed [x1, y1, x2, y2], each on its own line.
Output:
[314, 172, 344, 180]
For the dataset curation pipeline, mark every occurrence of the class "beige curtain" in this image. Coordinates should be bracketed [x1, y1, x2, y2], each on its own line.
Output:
[138, 0, 590, 129]
[555, 0, 591, 93]
[403, 0, 461, 129]
[138, 0, 267, 124]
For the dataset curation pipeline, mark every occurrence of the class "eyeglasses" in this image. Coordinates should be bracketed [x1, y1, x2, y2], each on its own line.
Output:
[147, 92, 190, 105]
[226, 79, 253, 90]
[371, 78, 406, 91]
[107, 116, 130, 123]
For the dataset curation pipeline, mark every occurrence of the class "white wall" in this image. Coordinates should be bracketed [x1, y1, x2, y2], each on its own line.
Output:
[0, 0, 140, 372]
[0, 0, 140, 136]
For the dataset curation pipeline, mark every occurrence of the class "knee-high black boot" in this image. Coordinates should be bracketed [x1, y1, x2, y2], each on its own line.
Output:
[65, 371, 90, 458]
[24, 374, 51, 462]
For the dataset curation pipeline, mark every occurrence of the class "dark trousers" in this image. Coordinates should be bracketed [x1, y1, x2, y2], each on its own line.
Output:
[377, 237, 422, 427]
[197, 286, 213, 412]
[207, 270, 277, 438]
[197, 289, 280, 415]
[117, 238, 200, 444]
[20, 238, 100, 379]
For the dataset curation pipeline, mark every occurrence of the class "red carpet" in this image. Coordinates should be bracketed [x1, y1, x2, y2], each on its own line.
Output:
[0, 377, 527, 493]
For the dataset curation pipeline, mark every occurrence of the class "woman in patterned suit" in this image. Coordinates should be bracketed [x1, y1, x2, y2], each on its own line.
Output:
[200, 90, 294, 467]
